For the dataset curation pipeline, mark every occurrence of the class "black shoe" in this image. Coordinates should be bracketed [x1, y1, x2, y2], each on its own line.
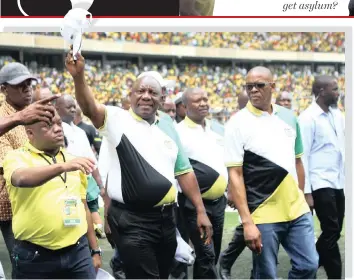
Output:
[113, 269, 126, 279]
[169, 272, 187, 279]
[110, 259, 126, 279]
[219, 266, 231, 280]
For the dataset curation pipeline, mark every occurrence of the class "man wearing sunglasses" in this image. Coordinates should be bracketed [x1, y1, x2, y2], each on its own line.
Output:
[224, 66, 318, 279]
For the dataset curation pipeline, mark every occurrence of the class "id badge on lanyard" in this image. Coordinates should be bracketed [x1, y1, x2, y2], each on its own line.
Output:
[63, 195, 81, 227]
[38, 151, 81, 227]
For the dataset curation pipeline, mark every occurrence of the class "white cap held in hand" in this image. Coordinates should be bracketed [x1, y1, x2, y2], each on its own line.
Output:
[60, 8, 92, 60]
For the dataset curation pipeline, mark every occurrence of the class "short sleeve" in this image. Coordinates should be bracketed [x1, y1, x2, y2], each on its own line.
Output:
[98, 105, 126, 147]
[98, 137, 114, 186]
[79, 171, 88, 200]
[3, 150, 30, 188]
[224, 120, 245, 167]
[174, 132, 193, 177]
[295, 119, 304, 158]
[158, 118, 193, 177]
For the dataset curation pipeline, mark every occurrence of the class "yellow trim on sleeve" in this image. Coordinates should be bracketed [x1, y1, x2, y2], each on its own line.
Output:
[174, 168, 194, 177]
[98, 106, 108, 131]
[225, 162, 243, 167]
[295, 153, 303, 158]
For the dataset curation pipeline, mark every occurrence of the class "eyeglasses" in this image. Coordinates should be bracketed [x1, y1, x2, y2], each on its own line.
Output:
[244, 82, 274, 91]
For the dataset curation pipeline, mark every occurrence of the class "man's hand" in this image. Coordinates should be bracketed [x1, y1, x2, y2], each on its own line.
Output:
[244, 222, 262, 255]
[100, 187, 106, 198]
[104, 218, 115, 249]
[196, 211, 213, 245]
[305, 193, 314, 207]
[65, 46, 85, 78]
[18, 95, 59, 126]
[62, 157, 96, 175]
[227, 190, 236, 209]
[92, 254, 102, 272]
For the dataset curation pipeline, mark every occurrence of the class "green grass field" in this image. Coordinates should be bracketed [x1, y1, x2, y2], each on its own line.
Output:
[0, 212, 345, 279]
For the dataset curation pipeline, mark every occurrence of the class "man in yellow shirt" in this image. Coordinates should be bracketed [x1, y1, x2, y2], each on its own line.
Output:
[3, 110, 102, 279]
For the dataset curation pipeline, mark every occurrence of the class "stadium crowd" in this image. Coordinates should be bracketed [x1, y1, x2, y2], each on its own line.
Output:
[28, 32, 345, 53]
[0, 56, 345, 120]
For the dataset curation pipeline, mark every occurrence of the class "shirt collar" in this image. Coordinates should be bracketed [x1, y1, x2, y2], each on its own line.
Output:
[129, 108, 160, 125]
[309, 102, 328, 117]
[184, 116, 210, 129]
[24, 141, 64, 155]
[2, 100, 19, 115]
[246, 101, 278, 117]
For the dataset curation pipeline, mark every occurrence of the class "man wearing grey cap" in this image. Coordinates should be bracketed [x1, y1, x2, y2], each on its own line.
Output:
[0, 62, 58, 262]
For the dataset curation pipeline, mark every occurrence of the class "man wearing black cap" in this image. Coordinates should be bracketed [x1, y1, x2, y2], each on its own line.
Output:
[0, 62, 58, 261]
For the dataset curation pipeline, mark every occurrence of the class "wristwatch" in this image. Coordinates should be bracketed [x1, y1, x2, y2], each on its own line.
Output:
[91, 247, 102, 257]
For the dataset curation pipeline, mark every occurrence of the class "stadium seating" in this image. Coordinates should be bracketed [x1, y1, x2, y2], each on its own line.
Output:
[27, 32, 345, 53]
[0, 55, 345, 117]
[1, 32, 345, 117]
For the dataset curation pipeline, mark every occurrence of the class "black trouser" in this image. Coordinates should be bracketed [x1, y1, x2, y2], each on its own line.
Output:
[0, 220, 15, 261]
[107, 200, 177, 279]
[183, 195, 226, 279]
[170, 193, 190, 279]
[313, 188, 345, 279]
[11, 235, 95, 279]
[219, 225, 246, 270]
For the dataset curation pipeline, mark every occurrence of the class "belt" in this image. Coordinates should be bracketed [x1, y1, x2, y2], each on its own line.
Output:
[14, 235, 86, 254]
[111, 200, 176, 213]
[202, 196, 223, 205]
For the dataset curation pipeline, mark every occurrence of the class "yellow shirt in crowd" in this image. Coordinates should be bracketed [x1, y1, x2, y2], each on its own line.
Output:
[3, 142, 88, 250]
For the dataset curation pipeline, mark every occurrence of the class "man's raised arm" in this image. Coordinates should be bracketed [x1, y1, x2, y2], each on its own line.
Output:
[65, 50, 106, 129]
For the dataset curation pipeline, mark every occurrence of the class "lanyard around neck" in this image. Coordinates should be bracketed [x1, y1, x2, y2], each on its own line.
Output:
[38, 151, 67, 185]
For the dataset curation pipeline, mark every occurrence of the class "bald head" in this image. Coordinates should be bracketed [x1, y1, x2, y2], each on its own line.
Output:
[245, 66, 275, 112]
[25, 110, 65, 153]
[238, 90, 249, 110]
[182, 88, 205, 106]
[247, 66, 273, 82]
[312, 75, 336, 97]
[182, 88, 209, 124]
[312, 75, 339, 109]
[55, 94, 76, 124]
[162, 97, 176, 120]
[276, 91, 292, 109]
[33, 87, 53, 103]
